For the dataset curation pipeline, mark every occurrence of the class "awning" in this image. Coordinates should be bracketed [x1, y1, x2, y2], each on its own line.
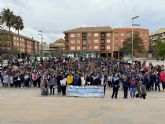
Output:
[66, 52, 75, 54]
[80, 51, 97, 55]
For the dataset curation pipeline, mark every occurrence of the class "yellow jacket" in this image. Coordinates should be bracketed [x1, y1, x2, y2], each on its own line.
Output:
[66, 75, 73, 85]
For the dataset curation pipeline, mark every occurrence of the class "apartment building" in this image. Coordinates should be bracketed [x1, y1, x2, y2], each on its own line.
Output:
[64, 27, 149, 58]
[0, 30, 40, 55]
[150, 28, 165, 42]
[149, 28, 165, 58]
[49, 39, 65, 51]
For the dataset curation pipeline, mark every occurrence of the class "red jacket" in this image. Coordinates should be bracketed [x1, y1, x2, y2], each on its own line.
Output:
[160, 72, 165, 82]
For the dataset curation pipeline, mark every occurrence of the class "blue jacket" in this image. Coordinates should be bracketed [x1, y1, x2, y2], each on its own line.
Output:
[150, 75, 156, 84]
[112, 77, 120, 87]
[122, 79, 130, 88]
[73, 75, 81, 86]
[155, 77, 160, 84]
[143, 76, 150, 84]
[49, 77, 57, 85]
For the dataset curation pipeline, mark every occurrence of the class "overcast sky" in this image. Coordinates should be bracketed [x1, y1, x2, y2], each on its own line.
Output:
[1, 0, 165, 43]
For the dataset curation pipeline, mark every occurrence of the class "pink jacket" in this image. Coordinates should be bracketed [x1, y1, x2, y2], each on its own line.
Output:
[160, 72, 165, 82]
[32, 73, 38, 81]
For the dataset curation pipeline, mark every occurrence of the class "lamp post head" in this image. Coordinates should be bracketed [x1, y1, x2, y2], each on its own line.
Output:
[132, 16, 139, 20]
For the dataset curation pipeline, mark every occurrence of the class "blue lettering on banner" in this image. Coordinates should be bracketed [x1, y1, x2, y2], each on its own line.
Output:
[67, 86, 105, 97]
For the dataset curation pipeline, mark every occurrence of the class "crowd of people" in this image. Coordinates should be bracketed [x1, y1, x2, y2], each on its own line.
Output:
[0, 57, 165, 99]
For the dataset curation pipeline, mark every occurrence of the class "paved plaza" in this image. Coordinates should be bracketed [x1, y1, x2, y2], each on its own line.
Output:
[0, 87, 165, 124]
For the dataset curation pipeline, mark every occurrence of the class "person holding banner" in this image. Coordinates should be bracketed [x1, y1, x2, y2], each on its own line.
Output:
[66, 73, 74, 85]
[73, 74, 81, 86]
[101, 75, 106, 95]
[60, 76, 67, 96]
[111, 74, 120, 99]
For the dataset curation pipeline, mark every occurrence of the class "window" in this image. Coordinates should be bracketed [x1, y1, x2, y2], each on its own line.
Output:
[82, 33, 87, 38]
[88, 33, 91, 37]
[94, 33, 99, 37]
[77, 40, 80, 44]
[71, 46, 75, 50]
[107, 39, 111, 43]
[115, 32, 118, 37]
[127, 33, 131, 37]
[77, 46, 80, 50]
[88, 39, 91, 44]
[14, 36, 16, 40]
[115, 46, 118, 49]
[83, 40, 86, 45]
[101, 33, 105, 38]
[121, 33, 124, 36]
[121, 40, 124, 43]
[107, 46, 110, 50]
[70, 34, 75, 37]
[101, 40, 105, 44]
[76, 33, 80, 37]
[101, 46, 105, 50]
[115, 39, 118, 42]
[107, 33, 111, 37]
[88, 45, 92, 49]
[94, 39, 98, 43]
[83, 46, 86, 50]
[94, 46, 98, 50]
[70, 40, 75, 44]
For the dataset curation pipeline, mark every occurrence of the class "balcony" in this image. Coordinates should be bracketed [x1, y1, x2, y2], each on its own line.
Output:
[100, 45, 105, 50]
[100, 40, 105, 44]
[82, 33, 87, 39]
[101, 32, 106, 39]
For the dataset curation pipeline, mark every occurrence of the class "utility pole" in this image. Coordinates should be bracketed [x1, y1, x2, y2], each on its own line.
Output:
[131, 16, 139, 60]
[38, 31, 43, 57]
[111, 31, 114, 58]
[0, 12, 3, 54]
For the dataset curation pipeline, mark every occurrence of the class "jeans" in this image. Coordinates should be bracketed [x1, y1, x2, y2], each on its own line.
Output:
[130, 87, 137, 98]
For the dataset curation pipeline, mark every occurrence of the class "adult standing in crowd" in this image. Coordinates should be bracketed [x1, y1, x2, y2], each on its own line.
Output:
[121, 74, 130, 99]
[160, 71, 165, 91]
[60, 76, 67, 96]
[48, 74, 57, 95]
[2, 71, 9, 87]
[111, 74, 120, 99]
[130, 76, 138, 98]
[66, 73, 74, 85]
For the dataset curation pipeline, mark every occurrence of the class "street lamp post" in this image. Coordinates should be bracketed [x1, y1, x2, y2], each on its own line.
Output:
[38, 31, 43, 57]
[131, 16, 139, 60]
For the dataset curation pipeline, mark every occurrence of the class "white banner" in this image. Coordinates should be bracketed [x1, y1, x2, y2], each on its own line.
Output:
[67, 86, 105, 97]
